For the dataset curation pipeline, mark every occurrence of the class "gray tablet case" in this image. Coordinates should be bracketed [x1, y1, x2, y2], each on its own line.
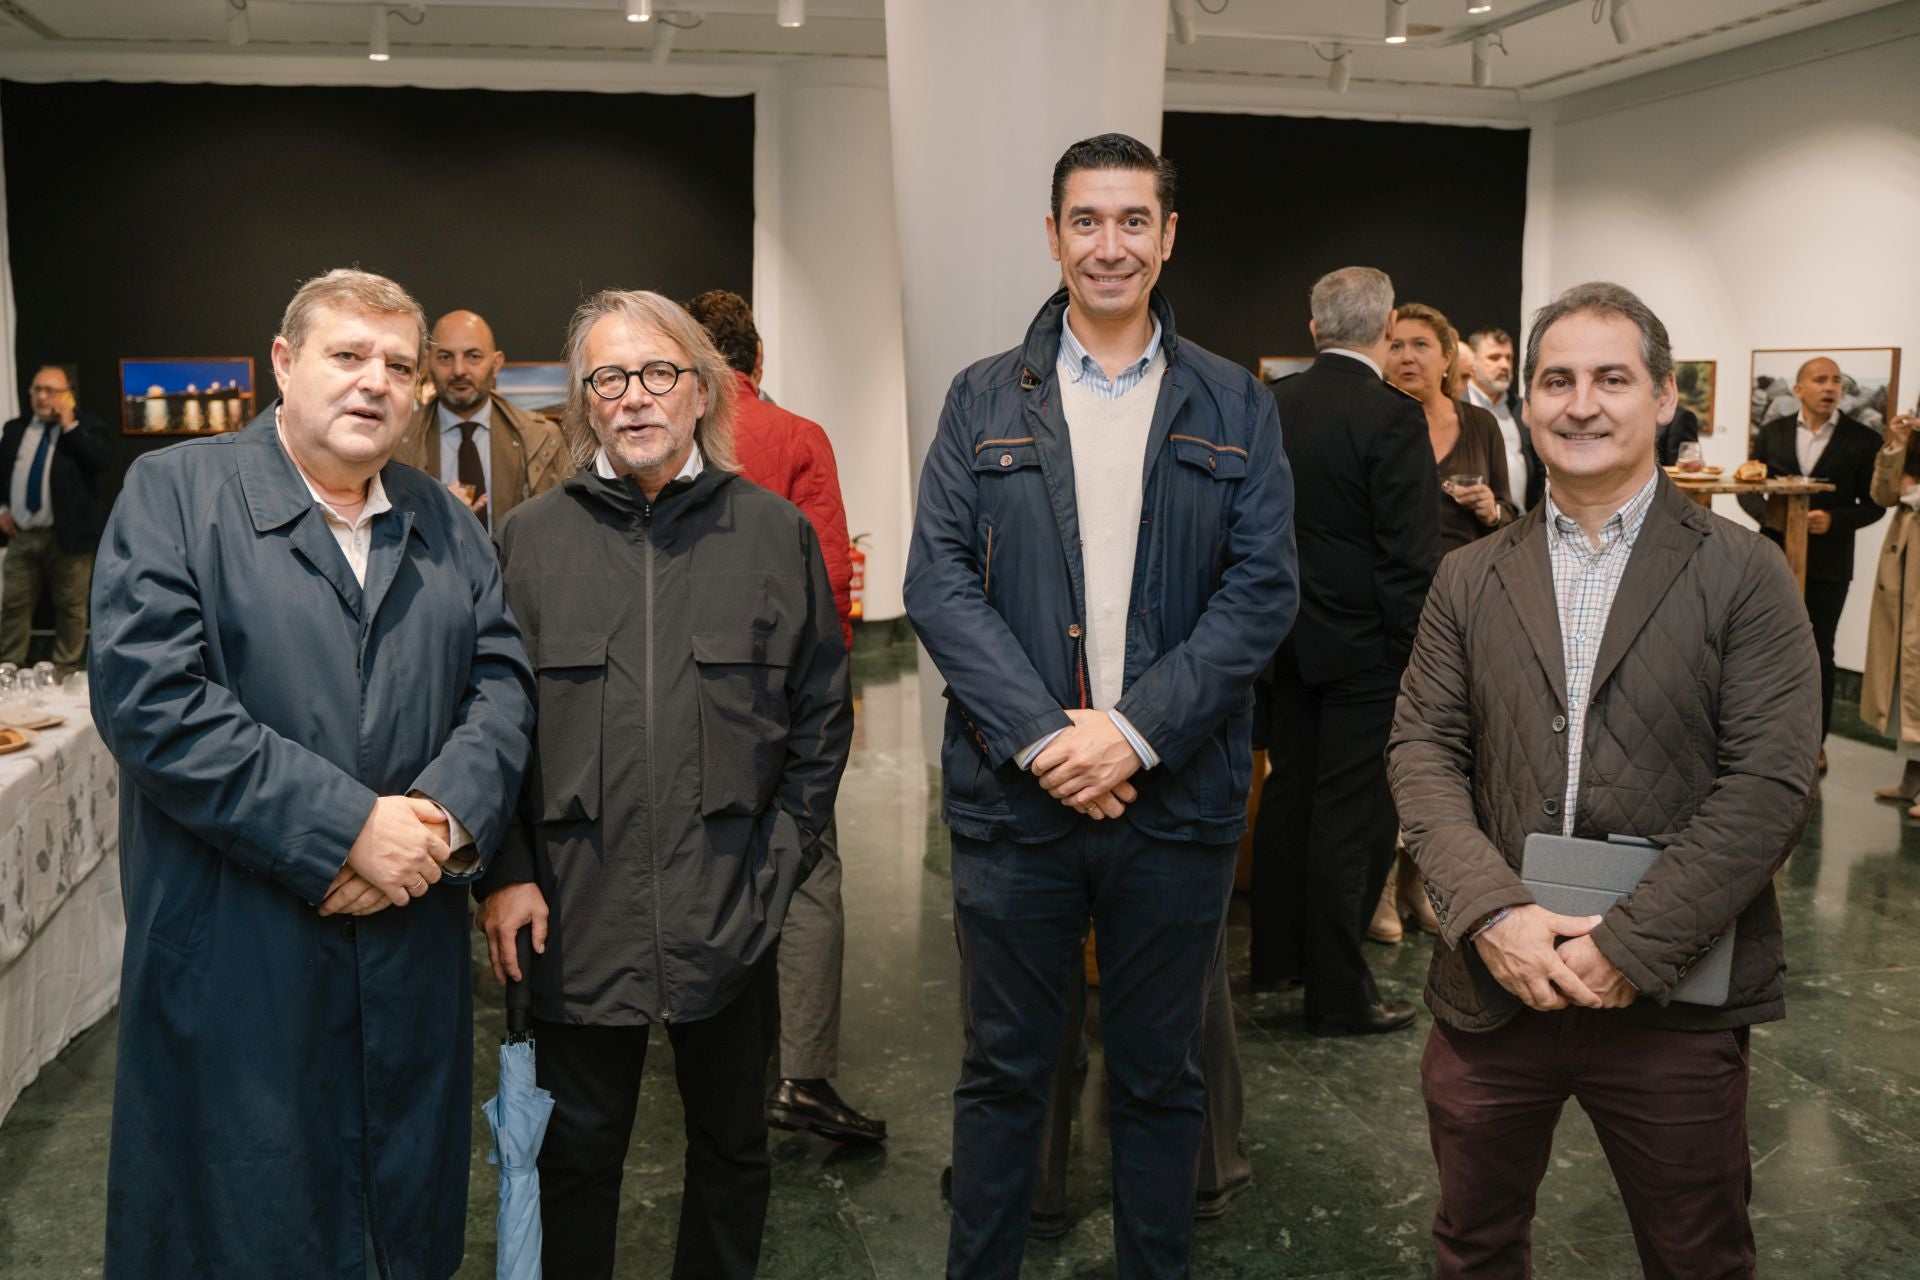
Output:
[1520, 832, 1735, 1007]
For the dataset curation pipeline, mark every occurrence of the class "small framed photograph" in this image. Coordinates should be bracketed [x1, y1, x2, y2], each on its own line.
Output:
[1750, 347, 1901, 440]
[496, 362, 569, 420]
[120, 358, 256, 435]
[1674, 359, 1715, 434]
[1257, 355, 1315, 384]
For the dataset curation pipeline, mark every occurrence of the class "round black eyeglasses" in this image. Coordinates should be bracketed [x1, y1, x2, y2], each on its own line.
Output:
[584, 361, 695, 399]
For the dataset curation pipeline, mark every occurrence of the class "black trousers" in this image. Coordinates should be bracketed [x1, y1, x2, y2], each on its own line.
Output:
[1804, 577, 1848, 740]
[1249, 666, 1401, 1016]
[533, 955, 777, 1280]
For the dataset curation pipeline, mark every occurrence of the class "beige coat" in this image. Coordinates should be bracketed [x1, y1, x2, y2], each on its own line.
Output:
[1859, 443, 1920, 741]
[394, 391, 567, 525]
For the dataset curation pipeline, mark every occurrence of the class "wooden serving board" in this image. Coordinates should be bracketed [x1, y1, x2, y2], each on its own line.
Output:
[0, 727, 32, 755]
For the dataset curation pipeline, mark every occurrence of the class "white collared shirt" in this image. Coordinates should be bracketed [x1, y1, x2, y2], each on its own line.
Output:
[1469, 381, 1528, 512]
[1796, 410, 1838, 475]
[594, 443, 705, 485]
[437, 399, 493, 491]
[1319, 346, 1382, 377]
[3, 419, 63, 530]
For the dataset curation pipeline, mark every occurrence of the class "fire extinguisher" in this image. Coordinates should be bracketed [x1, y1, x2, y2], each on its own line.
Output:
[848, 533, 868, 622]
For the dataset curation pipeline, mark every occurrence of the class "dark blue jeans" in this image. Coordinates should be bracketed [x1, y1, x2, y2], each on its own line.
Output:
[946, 821, 1237, 1280]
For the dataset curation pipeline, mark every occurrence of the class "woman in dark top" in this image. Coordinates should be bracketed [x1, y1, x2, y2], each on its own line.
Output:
[1389, 301, 1516, 552]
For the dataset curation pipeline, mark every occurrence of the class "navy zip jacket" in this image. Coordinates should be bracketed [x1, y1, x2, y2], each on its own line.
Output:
[904, 288, 1298, 845]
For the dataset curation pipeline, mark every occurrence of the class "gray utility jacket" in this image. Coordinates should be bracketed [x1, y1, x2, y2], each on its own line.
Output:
[480, 463, 852, 1025]
[1388, 474, 1820, 1033]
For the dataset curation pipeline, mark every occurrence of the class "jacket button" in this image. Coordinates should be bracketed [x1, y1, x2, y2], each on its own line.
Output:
[340, 922, 355, 940]
[1542, 799, 1559, 816]
[1207, 455, 1216, 470]
[1551, 714, 1567, 732]
[1068, 623, 1083, 638]
[1000, 453, 1013, 467]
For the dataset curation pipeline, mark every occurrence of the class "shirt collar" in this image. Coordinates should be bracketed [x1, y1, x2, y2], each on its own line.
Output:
[437, 398, 493, 432]
[1059, 315, 1162, 386]
[1544, 469, 1659, 552]
[275, 419, 391, 530]
[1796, 409, 1838, 436]
[1320, 347, 1382, 378]
[594, 444, 704, 484]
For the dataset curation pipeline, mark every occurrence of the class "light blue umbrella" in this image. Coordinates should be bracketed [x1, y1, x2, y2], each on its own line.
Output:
[484, 933, 552, 1280]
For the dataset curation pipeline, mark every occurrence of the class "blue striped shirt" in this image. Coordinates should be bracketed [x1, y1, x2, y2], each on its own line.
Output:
[1059, 316, 1164, 400]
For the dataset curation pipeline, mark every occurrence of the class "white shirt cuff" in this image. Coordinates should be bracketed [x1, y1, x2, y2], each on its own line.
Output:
[1107, 710, 1159, 770]
[409, 790, 477, 875]
[1017, 729, 1067, 770]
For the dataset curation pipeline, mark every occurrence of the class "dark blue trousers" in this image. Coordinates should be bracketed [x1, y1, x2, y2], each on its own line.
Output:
[945, 821, 1237, 1280]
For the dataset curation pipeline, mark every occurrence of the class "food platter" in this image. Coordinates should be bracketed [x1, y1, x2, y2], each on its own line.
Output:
[0, 727, 32, 755]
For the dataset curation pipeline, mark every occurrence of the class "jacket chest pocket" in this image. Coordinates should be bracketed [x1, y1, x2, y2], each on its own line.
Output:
[1166, 437, 1249, 566]
[973, 441, 1044, 600]
[531, 631, 606, 823]
[692, 628, 799, 816]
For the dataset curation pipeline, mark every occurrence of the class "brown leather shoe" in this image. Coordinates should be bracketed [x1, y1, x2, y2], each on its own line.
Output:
[1310, 999, 1418, 1037]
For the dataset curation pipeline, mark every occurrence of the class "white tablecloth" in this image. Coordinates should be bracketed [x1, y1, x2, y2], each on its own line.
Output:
[0, 685, 124, 1124]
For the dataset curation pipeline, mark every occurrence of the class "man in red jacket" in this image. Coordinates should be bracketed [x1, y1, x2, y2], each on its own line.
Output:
[686, 290, 881, 1144]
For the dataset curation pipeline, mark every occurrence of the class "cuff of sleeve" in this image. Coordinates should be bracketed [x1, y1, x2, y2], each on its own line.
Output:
[1017, 728, 1067, 770]
[1107, 709, 1158, 770]
[411, 790, 478, 877]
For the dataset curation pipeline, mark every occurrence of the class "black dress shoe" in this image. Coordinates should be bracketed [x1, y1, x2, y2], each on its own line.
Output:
[768, 1078, 887, 1144]
[1309, 999, 1417, 1037]
[940, 1165, 1072, 1239]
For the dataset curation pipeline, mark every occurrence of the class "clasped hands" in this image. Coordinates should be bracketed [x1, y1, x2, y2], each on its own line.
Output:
[1031, 708, 1141, 820]
[1472, 904, 1638, 1012]
[318, 795, 453, 917]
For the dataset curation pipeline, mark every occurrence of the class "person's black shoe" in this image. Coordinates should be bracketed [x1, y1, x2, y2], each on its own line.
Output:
[1194, 1171, 1252, 1221]
[1309, 999, 1417, 1037]
[768, 1078, 887, 1144]
[939, 1165, 1072, 1239]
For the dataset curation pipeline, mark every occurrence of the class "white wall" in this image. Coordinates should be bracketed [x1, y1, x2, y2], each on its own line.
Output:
[1532, 9, 1920, 671]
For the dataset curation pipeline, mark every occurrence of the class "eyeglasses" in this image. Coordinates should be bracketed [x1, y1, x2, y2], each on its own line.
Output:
[584, 362, 695, 400]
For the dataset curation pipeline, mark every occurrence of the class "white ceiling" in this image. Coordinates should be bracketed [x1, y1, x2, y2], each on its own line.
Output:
[0, 0, 1905, 102]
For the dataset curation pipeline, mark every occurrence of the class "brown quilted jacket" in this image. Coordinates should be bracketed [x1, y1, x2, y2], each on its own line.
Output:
[1388, 474, 1820, 1033]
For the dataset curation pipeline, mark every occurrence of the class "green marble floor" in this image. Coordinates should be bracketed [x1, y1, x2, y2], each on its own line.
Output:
[5, 641, 1920, 1277]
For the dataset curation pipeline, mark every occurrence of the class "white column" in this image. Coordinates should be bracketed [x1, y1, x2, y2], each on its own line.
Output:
[883, 0, 1170, 755]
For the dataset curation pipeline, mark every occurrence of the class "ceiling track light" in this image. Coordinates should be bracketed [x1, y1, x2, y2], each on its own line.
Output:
[1384, 0, 1408, 45]
[626, 0, 652, 21]
[226, 0, 249, 47]
[1170, 0, 1198, 46]
[1609, 0, 1639, 44]
[368, 6, 389, 61]
[1467, 0, 1492, 12]
[1328, 44, 1352, 94]
[650, 20, 676, 63]
[1471, 35, 1492, 86]
[777, 0, 804, 28]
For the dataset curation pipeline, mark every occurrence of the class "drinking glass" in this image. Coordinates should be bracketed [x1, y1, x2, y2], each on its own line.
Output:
[1677, 441, 1704, 472]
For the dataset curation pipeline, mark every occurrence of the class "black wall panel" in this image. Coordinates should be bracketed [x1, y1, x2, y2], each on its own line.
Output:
[1156, 111, 1529, 374]
[2, 79, 753, 490]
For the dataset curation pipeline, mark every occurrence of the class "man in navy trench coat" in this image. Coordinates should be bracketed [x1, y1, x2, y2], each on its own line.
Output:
[88, 269, 536, 1279]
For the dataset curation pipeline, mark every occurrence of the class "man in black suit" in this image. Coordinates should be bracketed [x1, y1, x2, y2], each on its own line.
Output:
[1466, 327, 1545, 512]
[1250, 266, 1442, 1035]
[1657, 403, 1702, 467]
[0, 364, 111, 673]
[1739, 356, 1884, 761]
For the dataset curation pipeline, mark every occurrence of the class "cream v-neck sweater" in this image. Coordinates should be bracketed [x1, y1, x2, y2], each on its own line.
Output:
[1058, 350, 1166, 710]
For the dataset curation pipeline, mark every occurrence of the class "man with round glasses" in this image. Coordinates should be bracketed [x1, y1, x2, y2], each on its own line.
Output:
[474, 289, 852, 1280]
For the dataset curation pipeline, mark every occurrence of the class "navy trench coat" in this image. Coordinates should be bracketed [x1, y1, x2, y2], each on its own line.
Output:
[89, 411, 535, 1279]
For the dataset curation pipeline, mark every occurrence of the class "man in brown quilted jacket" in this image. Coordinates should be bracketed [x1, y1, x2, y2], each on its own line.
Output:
[1388, 281, 1820, 1279]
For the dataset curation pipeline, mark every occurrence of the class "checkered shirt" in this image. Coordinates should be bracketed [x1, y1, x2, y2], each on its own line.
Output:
[1544, 470, 1660, 835]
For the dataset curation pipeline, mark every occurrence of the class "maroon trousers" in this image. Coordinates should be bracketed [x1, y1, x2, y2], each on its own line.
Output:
[1421, 1009, 1756, 1280]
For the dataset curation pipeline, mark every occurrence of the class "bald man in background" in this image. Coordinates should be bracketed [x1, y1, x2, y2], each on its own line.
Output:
[1741, 356, 1885, 769]
[396, 310, 567, 527]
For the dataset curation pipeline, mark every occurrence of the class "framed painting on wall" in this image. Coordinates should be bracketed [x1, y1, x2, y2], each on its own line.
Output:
[1257, 355, 1314, 384]
[120, 358, 255, 435]
[1674, 359, 1715, 433]
[496, 362, 569, 420]
[1750, 347, 1901, 440]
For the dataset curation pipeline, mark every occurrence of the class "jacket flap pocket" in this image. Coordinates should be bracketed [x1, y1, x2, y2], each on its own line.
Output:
[972, 440, 1042, 472]
[535, 631, 609, 669]
[692, 629, 800, 667]
[1171, 437, 1249, 479]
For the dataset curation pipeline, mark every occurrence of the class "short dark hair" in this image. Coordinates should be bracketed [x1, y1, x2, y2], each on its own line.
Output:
[32, 363, 77, 395]
[1050, 133, 1176, 223]
[684, 289, 760, 376]
[1465, 328, 1513, 352]
[1522, 282, 1673, 394]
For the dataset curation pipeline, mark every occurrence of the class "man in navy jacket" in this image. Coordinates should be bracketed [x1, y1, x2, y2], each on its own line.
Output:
[904, 133, 1296, 1279]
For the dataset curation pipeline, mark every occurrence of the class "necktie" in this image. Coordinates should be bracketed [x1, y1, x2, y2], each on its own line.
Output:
[23, 422, 55, 515]
[457, 422, 487, 525]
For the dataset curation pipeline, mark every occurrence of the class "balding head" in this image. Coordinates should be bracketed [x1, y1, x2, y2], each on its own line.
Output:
[429, 310, 504, 416]
[1793, 356, 1844, 423]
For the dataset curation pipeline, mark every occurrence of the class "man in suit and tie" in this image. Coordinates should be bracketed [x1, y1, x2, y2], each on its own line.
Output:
[393, 309, 566, 528]
[1466, 327, 1544, 513]
[1740, 356, 1885, 765]
[0, 364, 111, 673]
[1249, 266, 1442, 1034]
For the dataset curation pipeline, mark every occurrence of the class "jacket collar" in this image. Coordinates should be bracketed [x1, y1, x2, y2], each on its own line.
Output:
[1017, 287, 1180, 388]
[562, 453, 733, 527]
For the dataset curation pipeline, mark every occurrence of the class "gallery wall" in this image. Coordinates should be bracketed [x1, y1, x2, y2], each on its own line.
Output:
[1531, 13, 1920, 675]
[0, 79, 754, 496]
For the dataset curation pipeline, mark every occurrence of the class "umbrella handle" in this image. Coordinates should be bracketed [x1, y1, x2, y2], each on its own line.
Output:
[505, 926, 534, 1040]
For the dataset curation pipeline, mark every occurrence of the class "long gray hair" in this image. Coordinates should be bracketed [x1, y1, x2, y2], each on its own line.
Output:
[560, 289, 739, 473]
